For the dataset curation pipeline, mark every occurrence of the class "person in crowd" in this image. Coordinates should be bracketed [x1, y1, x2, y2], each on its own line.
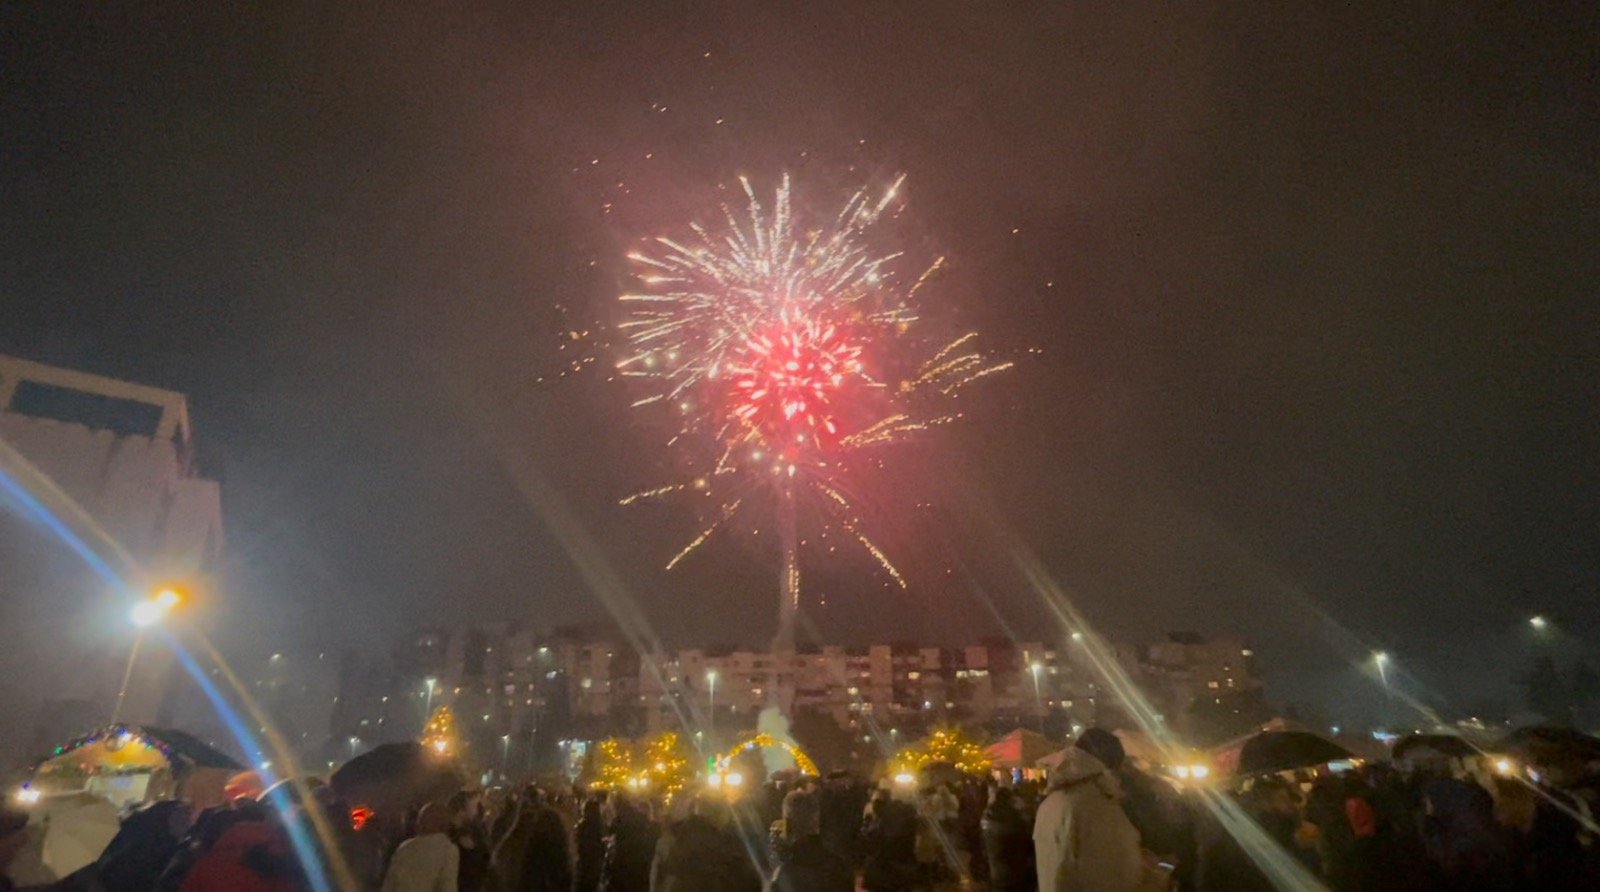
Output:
[490, 791, 536, 891]
[981, 786, 1035, 892]
[156, 800, 268, 892]
[85, 799, 192, 892]
[1033, 728, 1168, 891]
[383, 802, 460, 892]
[818, 775, 866, 864]
[1419, 777, 1514, 890]
[1196, 776, 1315, 892]
[178, 805, 305, 892]
[1522, 780, 1600, 887]
[1118, 760, 1194, 886]
[447, 792, 492, 892]
[597, 793, 656, 892]
[772, 789, 852, 892]
[913, 782, 961, 883]
[572, 797, 606, 892]
[859, 785, 919, 892]
[959, 779, 989, 884]
[649, 795, 761, 892]
[517, 788, 573, 892]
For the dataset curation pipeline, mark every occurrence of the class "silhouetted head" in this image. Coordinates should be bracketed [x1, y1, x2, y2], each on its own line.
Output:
[416, 802, 452, 836]
[1073, 728, 1126, 771]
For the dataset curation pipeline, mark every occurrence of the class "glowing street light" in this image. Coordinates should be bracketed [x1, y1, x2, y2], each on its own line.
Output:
[500, 734, 512, 778]
[130, 588, 182, 628]
[348, 736, 361, 759]
[114, 586, 185, 723]
[423, 677, 438, 716]
[1529, 615, 1549, 632]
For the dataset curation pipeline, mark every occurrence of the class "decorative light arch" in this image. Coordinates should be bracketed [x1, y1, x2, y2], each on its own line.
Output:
[715, 732, 819, 777]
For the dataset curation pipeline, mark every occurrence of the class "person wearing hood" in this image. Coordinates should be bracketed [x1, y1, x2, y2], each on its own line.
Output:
[1033, 728, 1169, 891]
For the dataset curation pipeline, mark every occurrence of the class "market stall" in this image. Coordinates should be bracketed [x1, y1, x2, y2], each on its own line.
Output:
[27, 725, 242, 811]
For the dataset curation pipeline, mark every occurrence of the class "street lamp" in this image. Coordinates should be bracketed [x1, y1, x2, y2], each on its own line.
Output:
[112, 587, 184, 724]
[706, 670, 719, 743]
[500, 734, 511, 779]
[1371, 651, 1390, 688]
[423, 677, 438, 717]
[1529, 615, 1549, 632]
[348, 736, 360, 759]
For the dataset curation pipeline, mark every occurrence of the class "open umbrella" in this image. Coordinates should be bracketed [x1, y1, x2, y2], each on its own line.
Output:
[330, 742, 462, 817]
[6, 792, 121, 885]
[1235, 731, 1352, 777]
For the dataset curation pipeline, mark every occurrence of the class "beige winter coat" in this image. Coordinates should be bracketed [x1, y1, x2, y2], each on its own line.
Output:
[1032, 748, 1169, 891]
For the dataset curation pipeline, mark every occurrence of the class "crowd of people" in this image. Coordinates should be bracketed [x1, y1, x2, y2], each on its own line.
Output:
[2, 726, 1597, 891]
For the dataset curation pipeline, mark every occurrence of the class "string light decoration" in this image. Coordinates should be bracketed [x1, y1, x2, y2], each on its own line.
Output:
[891, 726, 992, 776]
[420, 706, 459, 757]
[46, 725, 175, 762]
[35, 725, 184, 778]
[641, 732, 693, 795]
[588, 738, 637, 791]
[587, 733, 696, 795]
[714, 732, 819, 777]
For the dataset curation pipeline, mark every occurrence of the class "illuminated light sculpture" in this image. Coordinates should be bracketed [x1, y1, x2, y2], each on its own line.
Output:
[619, 175, 1011, 649]
[420, 706, 459, 758]
[712, 731, 819, 778]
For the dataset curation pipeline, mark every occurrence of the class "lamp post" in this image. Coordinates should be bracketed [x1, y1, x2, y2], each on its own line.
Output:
[424, 677, 438, 717]
[1030, 662, 1045, 730]
[706, 670, 719, 745]
[501, 734, 511, 780]
[1372, 650, 1394, 724]
[348, 736, 361, 760]
[112, 588, 182, 724]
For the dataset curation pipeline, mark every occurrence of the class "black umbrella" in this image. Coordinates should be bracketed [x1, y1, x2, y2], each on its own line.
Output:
[1236, 731, 1352, 776]
[330, 742, 462, 815]
[1392, 734, 1479, 762]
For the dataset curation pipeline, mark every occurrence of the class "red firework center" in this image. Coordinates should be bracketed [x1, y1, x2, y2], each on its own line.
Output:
[726, 319, 865, 450]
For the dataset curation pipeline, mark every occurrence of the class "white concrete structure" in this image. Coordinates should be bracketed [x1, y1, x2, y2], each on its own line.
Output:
[0, 356, 222, 764]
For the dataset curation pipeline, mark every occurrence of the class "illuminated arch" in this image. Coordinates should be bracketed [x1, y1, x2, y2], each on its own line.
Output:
[715, 732, 819, 777]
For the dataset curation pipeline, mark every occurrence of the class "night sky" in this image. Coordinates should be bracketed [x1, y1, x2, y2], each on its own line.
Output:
[3, 2, 1596, 724]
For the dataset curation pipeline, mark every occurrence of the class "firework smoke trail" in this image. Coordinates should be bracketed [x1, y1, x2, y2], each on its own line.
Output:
[619, 174, 1010, 646]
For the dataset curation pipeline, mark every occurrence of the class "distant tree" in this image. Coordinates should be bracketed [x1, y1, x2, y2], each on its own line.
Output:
[1524, 656, 1574, 726]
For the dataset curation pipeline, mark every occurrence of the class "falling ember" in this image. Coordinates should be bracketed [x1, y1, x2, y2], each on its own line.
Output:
[616, 173, 1011, 645]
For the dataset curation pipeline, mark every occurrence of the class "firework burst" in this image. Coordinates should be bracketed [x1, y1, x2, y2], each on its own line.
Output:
[619, 174, 1010, 646]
